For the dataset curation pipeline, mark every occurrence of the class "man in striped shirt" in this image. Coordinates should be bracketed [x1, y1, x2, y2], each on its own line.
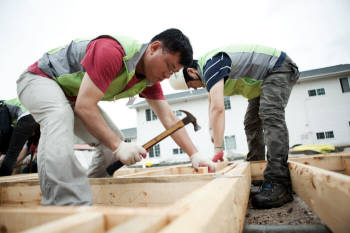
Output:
[169, 44, 300, 209]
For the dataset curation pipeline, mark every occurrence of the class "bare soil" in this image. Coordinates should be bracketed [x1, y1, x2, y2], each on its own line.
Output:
[245, 186, 323, 225]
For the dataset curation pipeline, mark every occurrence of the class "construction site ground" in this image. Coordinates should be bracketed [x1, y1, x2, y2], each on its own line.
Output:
[244, 148, 350, 227]
[245, 187, 323, 225]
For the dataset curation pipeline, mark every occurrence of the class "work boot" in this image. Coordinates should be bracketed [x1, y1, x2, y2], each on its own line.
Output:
[252, 180, 293, 209]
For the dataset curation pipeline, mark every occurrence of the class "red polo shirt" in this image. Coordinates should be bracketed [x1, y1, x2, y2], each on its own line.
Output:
[28, 37, 165, 100]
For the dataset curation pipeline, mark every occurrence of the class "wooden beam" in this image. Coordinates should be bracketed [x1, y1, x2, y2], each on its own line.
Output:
[0, 174, 38, 183]
[160, 162, 251, 233]
[251, 153, 350, 181]
[0, 207, 74, 232]
[289, 161, 350, 233]
[107, 215, 169, 233]
[342, 156, 350, 175]
[20, 212, 105, 233]
[0, 206, 168, 232]
[0, 175, 213, 207]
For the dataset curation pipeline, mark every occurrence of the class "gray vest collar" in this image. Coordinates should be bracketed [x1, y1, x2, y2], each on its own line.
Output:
[125, 43, 152, 86]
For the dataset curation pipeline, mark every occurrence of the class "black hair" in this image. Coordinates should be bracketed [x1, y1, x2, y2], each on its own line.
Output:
[183, 60, 199, 83]
[151, 28, 193, 66]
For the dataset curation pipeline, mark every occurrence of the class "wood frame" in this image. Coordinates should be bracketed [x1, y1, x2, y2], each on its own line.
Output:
[1, 152, 349, 233]
[0, 161, 250, 233]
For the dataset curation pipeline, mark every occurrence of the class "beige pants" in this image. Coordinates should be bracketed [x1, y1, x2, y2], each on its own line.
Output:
[17, 71, 124, 205]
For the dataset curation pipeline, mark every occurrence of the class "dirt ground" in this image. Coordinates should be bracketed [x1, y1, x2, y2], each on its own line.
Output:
[245, 186, 323, 225]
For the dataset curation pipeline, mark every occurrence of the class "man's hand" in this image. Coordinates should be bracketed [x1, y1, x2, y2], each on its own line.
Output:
[191, 152, 216, 173]
[113, 141, 147, 166]
[212, 150, 224, 162]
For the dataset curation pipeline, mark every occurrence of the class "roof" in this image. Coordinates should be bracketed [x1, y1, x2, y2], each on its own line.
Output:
[130, 88, 208, 108]
[299, 64, 350, 80]
[130, 64, 350, 109]
[121, 127, 137, 138]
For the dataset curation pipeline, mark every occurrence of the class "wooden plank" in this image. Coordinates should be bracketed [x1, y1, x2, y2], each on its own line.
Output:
[342, 156, 350, 175]
[0, 175, 212, 207]
[250, 161, 266, 181]
[91, 179, 209, 207]
[20, 212, 104, 233]
[114, 167, 166, 177]
[0, 174, 38, 183]
[107, 215, 168, 233]
[0, 206, 168, 232]
[251, 153, 350, 181]
[289, 161, 350, 233]
[160, 162, 251, 233]
[0, 207, 74, 232]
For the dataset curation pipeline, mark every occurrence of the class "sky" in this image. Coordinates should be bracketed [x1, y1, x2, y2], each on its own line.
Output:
[0, 0, 349, 129]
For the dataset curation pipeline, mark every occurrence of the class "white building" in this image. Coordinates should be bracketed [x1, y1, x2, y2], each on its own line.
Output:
[130, 64, 350, 163]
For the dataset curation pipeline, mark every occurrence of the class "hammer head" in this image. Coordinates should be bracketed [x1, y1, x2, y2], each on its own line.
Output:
[179, 110, 201, 131]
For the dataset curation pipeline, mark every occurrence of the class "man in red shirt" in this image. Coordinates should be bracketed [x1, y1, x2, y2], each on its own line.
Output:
[17, 28, 214, 205]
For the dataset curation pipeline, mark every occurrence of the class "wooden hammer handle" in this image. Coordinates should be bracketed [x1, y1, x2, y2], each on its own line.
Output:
[106, 120, 185, 176]
[142, 120, 185, 149]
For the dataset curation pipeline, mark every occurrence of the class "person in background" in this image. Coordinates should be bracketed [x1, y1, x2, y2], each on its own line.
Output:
[0, 98, 39, 176]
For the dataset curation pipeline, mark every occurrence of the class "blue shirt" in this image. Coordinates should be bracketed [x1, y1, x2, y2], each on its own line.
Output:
[203, 52, 231, 91]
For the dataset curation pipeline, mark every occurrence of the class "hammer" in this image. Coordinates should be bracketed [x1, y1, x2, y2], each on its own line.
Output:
[106, 110, 201, 176]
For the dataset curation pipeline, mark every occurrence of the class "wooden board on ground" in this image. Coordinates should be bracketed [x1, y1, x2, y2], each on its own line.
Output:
[0, 162, 250, 233]
[1, 152, 350, 233]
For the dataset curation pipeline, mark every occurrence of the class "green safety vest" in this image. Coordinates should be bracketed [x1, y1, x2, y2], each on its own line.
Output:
[198, 44, 283, 99]
[38, 35, 151, 101]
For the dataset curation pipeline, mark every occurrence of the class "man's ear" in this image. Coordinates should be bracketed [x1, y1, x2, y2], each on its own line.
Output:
[187, 68, 200, 79]
[149, 41, 162, 54]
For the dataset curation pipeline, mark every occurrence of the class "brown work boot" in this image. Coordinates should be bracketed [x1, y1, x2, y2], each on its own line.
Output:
[252, 180, 293, 209]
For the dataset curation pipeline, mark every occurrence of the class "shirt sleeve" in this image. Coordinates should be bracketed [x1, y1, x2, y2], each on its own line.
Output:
[203, 52, 232, 92]
[139, 82, 165, 100]
[81, 37, 125, 93]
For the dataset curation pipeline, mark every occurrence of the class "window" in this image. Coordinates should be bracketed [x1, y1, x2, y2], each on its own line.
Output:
[316, 131, 335, 140]
[340, 77, 350, 93]
[173, 148, 184, 155]
[145, 109, 157, 121]
[124, 138, 131, 143]
[325, 131, 334, 138]
[145, 109, 151, 121]
[152, 110, 157, 120]
[149, 144, 160, 157]
[173, 110, 182, 116]
[316, 88, 325, 95]
[308, 88, 326, 97]
[222, 135, 236, 150]
[308, 90, 316, 97]
[316, 132, 325, 139]
[224, 96, 231, 110]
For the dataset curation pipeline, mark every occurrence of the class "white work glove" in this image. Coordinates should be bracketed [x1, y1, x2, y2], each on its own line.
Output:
[113, 141, 147, 166]
[191, 152, 216, 173]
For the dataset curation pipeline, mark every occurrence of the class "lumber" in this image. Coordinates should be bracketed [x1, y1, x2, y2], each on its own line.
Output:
[107, 215, 168, 233]
[20, 212, 105, 233]
[289, 161, 350, 233]
[160, 162, 251, 233]
[251, 153, 350, 180]
[0, 206, 168, 232]
[0, 207, 74, 232]
[0, 176, 211, 207]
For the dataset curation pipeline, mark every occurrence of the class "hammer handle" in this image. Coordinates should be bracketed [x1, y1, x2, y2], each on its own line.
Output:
[106, 120, 186, 176]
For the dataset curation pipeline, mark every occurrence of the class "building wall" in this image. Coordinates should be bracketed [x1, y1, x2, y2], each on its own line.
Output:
[286, 74, 350, 145]
[135, 73, 350, 162]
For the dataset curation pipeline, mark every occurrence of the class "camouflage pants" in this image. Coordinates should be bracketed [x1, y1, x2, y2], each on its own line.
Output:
[244, 56, 299, 185]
